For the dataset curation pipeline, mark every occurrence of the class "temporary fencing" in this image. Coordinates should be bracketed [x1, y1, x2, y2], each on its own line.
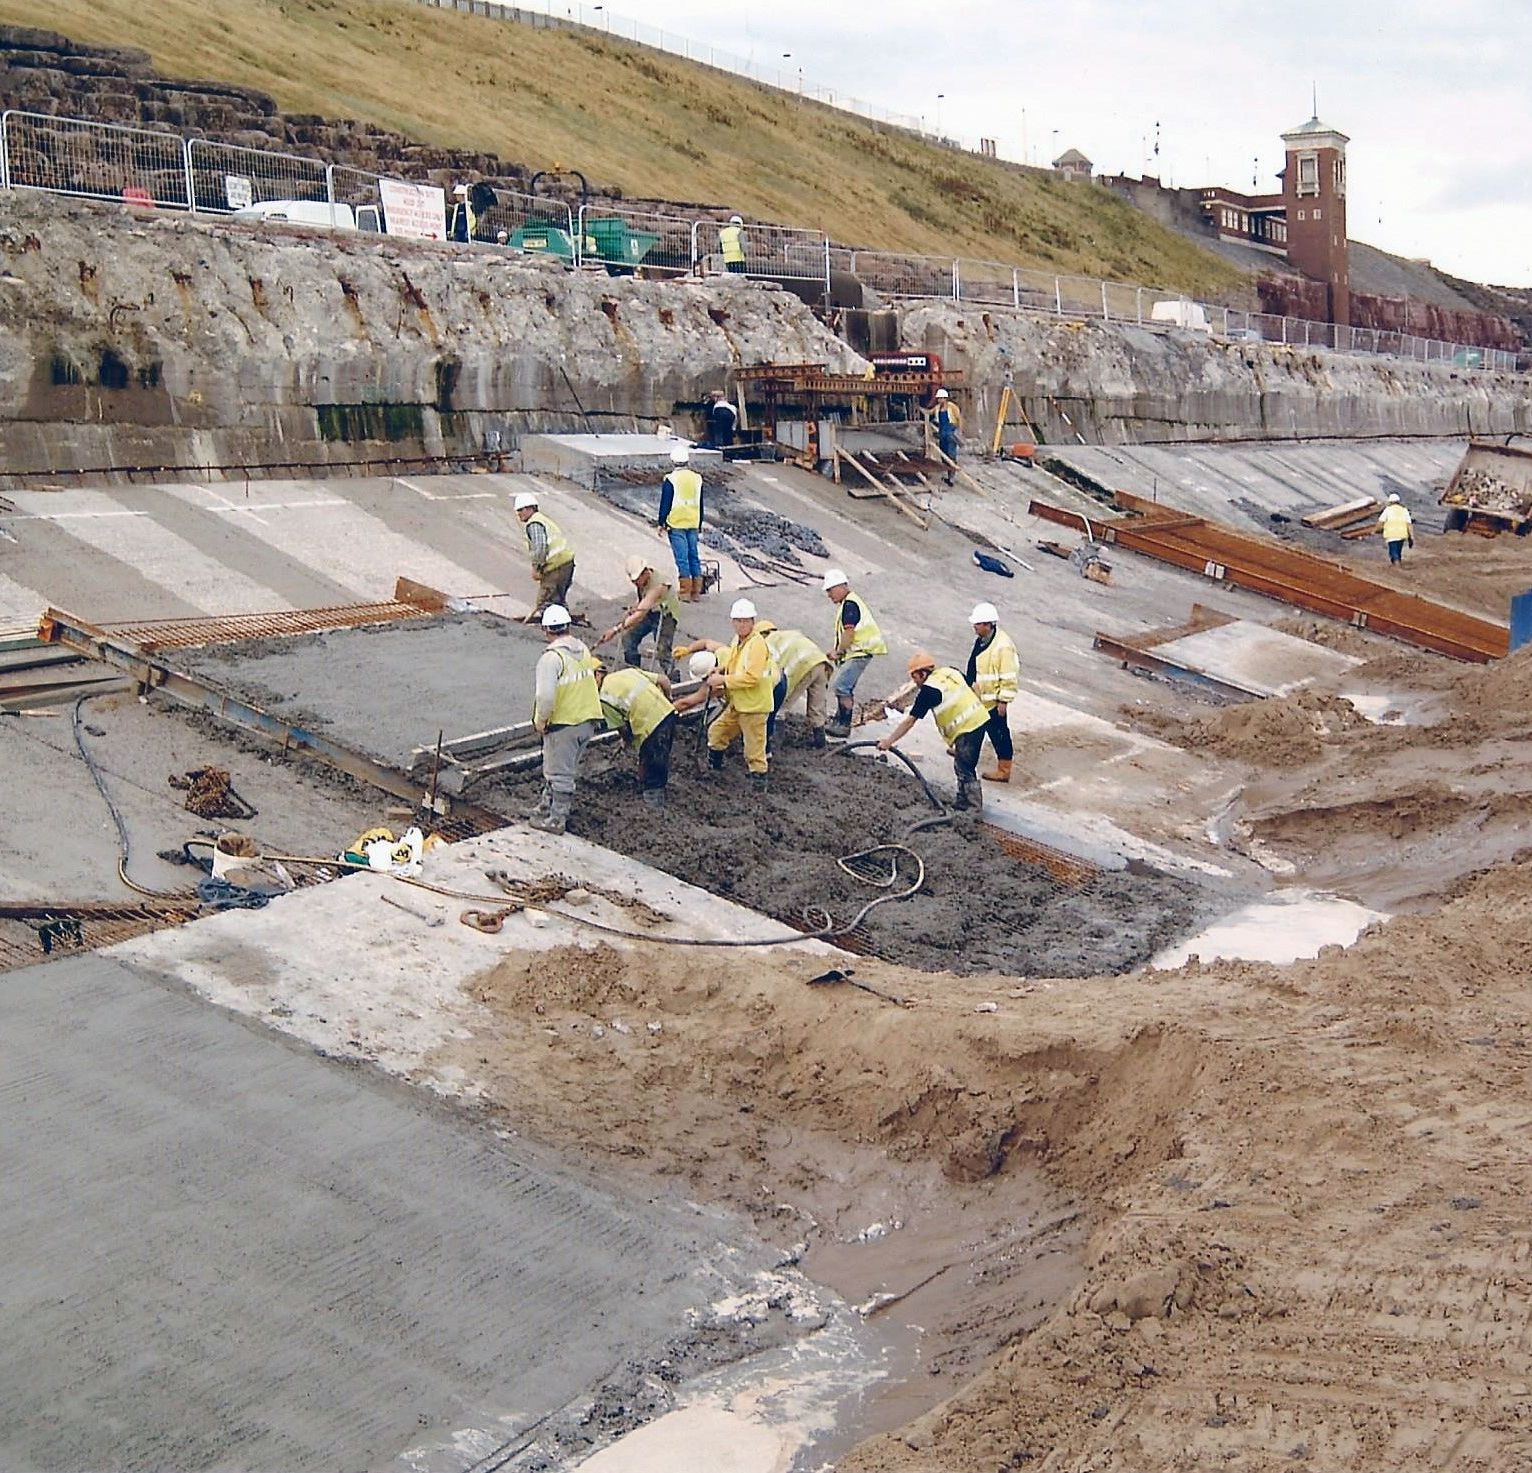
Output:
[187, 138, 329, 216]
[0, 104, 1520, 373]
[1, 111, 190, 209]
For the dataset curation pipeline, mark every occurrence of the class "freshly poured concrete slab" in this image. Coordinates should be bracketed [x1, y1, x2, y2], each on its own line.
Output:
[175, 613, 546, 765]
[521, 433, 724, 481]
[0, 952, 766, 1473]
[1150, 620, 1362, 697]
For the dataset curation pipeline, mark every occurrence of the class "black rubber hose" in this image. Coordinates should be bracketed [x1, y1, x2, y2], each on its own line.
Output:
[836, 738, 951, 828]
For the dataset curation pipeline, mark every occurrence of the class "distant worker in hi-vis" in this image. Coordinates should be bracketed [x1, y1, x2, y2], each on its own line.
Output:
[719, 214, 747, 274]
[1378, 493, 1414, 565]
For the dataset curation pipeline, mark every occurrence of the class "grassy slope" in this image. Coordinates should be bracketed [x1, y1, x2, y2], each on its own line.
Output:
[1, 0, 1245, 295]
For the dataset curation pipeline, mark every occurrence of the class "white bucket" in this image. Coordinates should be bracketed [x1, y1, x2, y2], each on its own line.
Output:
[211, 832, 259, 881]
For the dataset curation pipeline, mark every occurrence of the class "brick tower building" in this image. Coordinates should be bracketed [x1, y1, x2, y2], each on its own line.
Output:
[1281, 115, 1350, 325]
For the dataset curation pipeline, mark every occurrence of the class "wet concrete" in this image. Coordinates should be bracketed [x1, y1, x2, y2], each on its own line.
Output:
[0, 953, 781, 1473]
[508, 725, 1207, 977]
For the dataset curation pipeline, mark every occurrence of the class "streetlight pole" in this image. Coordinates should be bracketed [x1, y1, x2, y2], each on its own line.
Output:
[782, 53, 801, 95]
[936, 92, 945, 136]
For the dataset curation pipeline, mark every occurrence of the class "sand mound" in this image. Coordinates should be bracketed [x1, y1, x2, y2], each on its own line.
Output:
[1164, 689, 1370, 767]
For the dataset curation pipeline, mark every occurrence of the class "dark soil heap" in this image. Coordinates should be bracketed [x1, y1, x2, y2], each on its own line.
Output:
[503, 725, 1205, 977]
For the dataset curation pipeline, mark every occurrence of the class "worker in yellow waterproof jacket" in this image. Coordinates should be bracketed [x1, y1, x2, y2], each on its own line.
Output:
[596, 663, 678, 812]
[878, 650, 990, 811]
[704, 598, 780, 785]
[719, 214, 747, 274]
[965, 601, 1019, 782]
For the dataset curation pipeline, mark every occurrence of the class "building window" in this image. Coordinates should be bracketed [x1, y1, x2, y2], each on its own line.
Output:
[1333, 155, 1347, 197]
[1297, 209, 1305, 221]
[1297, 152, 1320, 197]
[1312, 207, 1322, 221]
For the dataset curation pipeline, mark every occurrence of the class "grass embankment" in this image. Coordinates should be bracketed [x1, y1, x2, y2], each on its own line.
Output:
[6, 0, 1246, 295]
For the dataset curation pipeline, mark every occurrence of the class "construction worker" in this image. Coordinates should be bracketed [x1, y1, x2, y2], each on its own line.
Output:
[599, 555, 681, 676]
[760, 621, 831, 749]
[529, 605, 601, 834]
[659, 445, 705, 601]
[514, 490, 576, 617]
[878, 651, 988, 812]
[704, 598, 779, 785]
[966, 602, 1018, 782]
[823, 568, 887, 738]
[930, 388, 962, 485]
[595, 662, 677, 812]
[720, 214, 747, 274]
[1378, 492, 1415, 565]
[682, 622, 831, 750]
[705, 390, 739, 449]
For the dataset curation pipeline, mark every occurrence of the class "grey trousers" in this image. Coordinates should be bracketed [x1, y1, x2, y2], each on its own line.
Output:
[542, 720, 597, 796]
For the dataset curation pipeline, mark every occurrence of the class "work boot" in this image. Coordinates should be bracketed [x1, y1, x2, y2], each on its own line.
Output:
[683, 576, 700, 602]
[809, 726, 827, 750]
[748, 772, 769, 794]
[826, 700, 853, 739]
[953, 779, 983, 813]
[641, 787, 667, 812]
[530, 792, 572, 834]
[707, 749, 724, 771]
[982, 759, 1013, 783]
[527, 785, 552, 819]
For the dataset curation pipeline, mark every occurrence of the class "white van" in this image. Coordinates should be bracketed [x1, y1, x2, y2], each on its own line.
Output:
[1150, 299, 1212, 334]
[231, 199, 364, 231]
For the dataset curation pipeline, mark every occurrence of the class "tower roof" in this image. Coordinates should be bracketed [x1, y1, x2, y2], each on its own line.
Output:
[1282, 115, 1349, 148]
[1053, 147, 1092, 166]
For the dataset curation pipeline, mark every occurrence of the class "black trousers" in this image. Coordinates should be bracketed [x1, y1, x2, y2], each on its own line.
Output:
[637, 714, 677, 792]
[982, 706, 1013, 761]
[952, 728, 984, 792]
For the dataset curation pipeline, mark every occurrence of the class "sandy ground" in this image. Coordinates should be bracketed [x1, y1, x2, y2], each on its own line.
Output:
[1356, 528, 1532, 619]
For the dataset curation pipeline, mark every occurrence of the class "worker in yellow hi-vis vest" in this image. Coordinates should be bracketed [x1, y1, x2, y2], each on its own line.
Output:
[719, 214, 747, 274]
[1377, 493, 1415, 565]
[877, 650, 989, 811]
[514, 489, 576, 617]
[529, 604, 601, 834]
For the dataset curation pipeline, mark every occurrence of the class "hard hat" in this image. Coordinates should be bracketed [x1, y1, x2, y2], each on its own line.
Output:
[969, 601, 999, 625]
[513, 491, 538, 511]
[670, 444, 691, 464]
[623, 554, 649, 582]
[688, 650, 718, 679]
[822, 568, 849, 592]
[453, 183, 468, 196]
[1387, 492, 1401, 503]
[541, 604, 571, 629]
[729, 214, 743, 224]
[907, 650, 937, 676]
[729, 598, 757, 620]
[935, 388, 950, 399]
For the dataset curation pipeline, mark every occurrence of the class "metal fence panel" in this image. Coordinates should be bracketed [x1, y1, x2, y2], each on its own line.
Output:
[457, 189, 576, 258]
[954, 258, 1017, 306]
[697, 221, 827, 285]
[328, 166, 388, 233]
[187, 138, 329, 217]
[846, 250, 955, 300]
[573, 202, 694, 275]
[2, 110, 190, 209]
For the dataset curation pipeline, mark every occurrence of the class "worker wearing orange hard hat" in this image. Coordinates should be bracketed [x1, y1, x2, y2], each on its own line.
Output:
[877, 650, 989, 811]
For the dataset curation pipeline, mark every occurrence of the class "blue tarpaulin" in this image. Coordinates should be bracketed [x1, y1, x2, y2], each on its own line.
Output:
[1511, 589, 1532, 653]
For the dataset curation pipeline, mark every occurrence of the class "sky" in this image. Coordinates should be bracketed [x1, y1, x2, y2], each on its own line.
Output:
[568, 0, 1528, 287]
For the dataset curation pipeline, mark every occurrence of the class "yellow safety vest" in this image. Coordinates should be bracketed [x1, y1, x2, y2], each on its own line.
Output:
[720, 223, 745, 264]
[834, 590, 887, 659]
[525, 510, 574, 571]
[1379, 504, 1413, 541]
[973, 628, 1019, 708]
[764, 627, 829, 698]
[924, 666, 989, 746]
[548, 642, 601, 726]
[719, 630, 779, 714]
[599, 668, 674, 745]
[664, 468, 703, 530]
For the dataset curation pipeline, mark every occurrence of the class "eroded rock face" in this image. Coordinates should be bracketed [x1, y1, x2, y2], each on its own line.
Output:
[0, 191, 862, 477]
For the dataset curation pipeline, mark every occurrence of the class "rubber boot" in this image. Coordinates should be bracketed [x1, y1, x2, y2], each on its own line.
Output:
[953, 778, 983, 813]
[825, 699, 853, 739]
[527, 785, 552, 819]
[641, 787, 667, 813]
[707, 749, 724, 771]
[983, 759, 1013, 783]
[529, 791, 571, 834]
[809, 726, 827, 750]
[748, 772, 769, 794]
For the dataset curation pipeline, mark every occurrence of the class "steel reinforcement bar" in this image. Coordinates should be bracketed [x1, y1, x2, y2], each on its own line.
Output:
[1030, 495, 1509, 663]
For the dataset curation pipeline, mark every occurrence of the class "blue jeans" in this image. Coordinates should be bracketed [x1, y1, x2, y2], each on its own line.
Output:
[832, 656, 872, 701]
[1386, 538, 1405, 564]
[667, 527, 701, 580]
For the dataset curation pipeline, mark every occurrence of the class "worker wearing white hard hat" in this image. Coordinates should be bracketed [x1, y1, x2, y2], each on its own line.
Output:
[929, 387, 962, 485]
[703, 597, 779, 783]
[598, 554, 683, 677]
[529, 605, 601, 833]
[515, 488, 577, 618]
[659, 443, 706, 602]
[719, 214, 747, 274]
[966, 601, 1019, 783]
[1378, 493, 1415, 565]
[822, 568, 887, 738]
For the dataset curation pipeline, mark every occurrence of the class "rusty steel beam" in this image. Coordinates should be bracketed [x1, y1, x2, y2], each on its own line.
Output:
[1028, 496, 1509, 663]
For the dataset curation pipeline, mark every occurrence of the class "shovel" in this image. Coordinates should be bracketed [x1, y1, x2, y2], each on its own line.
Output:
[806, 966, 907, 1008]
